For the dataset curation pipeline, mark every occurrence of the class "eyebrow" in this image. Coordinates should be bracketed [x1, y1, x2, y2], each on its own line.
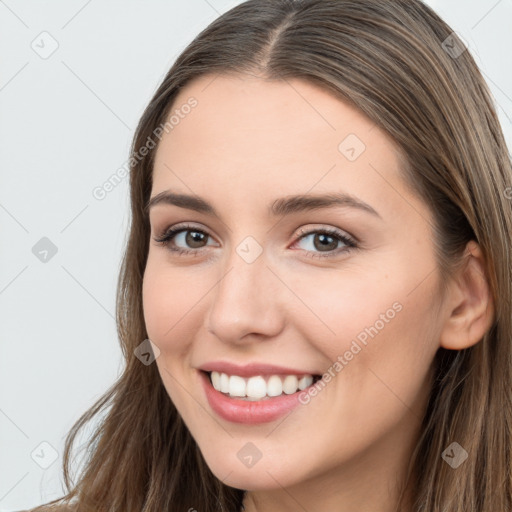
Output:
[145, 190, 381, 219]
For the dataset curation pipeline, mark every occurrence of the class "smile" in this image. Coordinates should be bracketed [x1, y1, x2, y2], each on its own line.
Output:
[199, 370, 322, 424]
[209, 371, 320, 400]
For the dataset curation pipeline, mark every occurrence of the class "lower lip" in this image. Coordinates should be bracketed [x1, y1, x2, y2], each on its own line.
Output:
[199, 370, 307, 424]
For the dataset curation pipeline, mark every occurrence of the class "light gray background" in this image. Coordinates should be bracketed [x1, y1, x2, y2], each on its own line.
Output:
[1, 1, 511, 510]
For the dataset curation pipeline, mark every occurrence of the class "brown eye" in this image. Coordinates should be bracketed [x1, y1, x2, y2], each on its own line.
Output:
[312, 233, 339, 252]
[293, 227, 357, 259]
[183, 230, 208, 249]
[153, 224, 215, 255]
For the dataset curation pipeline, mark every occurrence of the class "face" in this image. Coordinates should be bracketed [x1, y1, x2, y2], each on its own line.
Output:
[142, 73, 444, 494]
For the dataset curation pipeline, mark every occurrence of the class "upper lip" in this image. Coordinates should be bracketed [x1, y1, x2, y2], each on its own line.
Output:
[198, 361, 320, 377]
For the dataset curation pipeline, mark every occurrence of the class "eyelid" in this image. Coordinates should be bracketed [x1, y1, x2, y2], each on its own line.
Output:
[293, 224, 357, 244]
[153, 221, 358, 258]
[153, 222, 216, 247]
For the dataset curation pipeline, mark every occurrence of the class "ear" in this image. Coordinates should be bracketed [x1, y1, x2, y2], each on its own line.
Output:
[439, 240, 495, 350]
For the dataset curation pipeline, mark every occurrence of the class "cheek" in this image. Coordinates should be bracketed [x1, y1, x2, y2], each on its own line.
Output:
[288, 259, 439, 388]
[142, 259, 210, 354]
[142, 267, 169, 343]
[142, 262, 200, 408]
[283, 265, 404, 354]
[283, 268, 438, 463]
[142, 260, 181, 345]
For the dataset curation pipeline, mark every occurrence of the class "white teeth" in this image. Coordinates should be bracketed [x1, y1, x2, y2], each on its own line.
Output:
[211, 371, 221, 390]
[246, 376, 267, 399]
[283, 375, 299, 394]
[267, 375, 283, 397]
[229, 375, 246, 397]
[209, 371, 315, 399]
[220, 372, 230, 393]
[298, 375, 313, 390]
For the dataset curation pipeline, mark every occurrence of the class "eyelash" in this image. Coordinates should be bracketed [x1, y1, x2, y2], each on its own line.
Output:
[152, 223, 358, 259]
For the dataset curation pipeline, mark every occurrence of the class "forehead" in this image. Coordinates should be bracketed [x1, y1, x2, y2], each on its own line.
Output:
[168, 73, 383, 149]
[151, 73, 426, 225]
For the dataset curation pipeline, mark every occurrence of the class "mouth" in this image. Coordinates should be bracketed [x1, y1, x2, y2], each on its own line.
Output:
[199, 368, 323, 424]
[201, 370, 322, 401]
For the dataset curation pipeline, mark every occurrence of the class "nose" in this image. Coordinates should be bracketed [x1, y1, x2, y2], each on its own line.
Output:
[205, 245, 286, 345]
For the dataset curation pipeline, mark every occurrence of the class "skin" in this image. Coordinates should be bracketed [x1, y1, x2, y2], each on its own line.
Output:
[142, 73, 494, 512]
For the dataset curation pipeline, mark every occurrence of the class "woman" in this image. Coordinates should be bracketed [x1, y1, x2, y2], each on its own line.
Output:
[27, 0, 512, 510]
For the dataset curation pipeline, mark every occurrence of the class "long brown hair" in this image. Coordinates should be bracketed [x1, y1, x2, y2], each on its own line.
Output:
[29, 1, 512, 510]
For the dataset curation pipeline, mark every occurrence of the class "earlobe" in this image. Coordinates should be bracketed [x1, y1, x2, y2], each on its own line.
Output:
[439, 240, 495, 350]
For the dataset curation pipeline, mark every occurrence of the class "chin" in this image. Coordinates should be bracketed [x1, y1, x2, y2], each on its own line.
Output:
[210, 464, 291, 491]
[198, 442, 309, 492]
